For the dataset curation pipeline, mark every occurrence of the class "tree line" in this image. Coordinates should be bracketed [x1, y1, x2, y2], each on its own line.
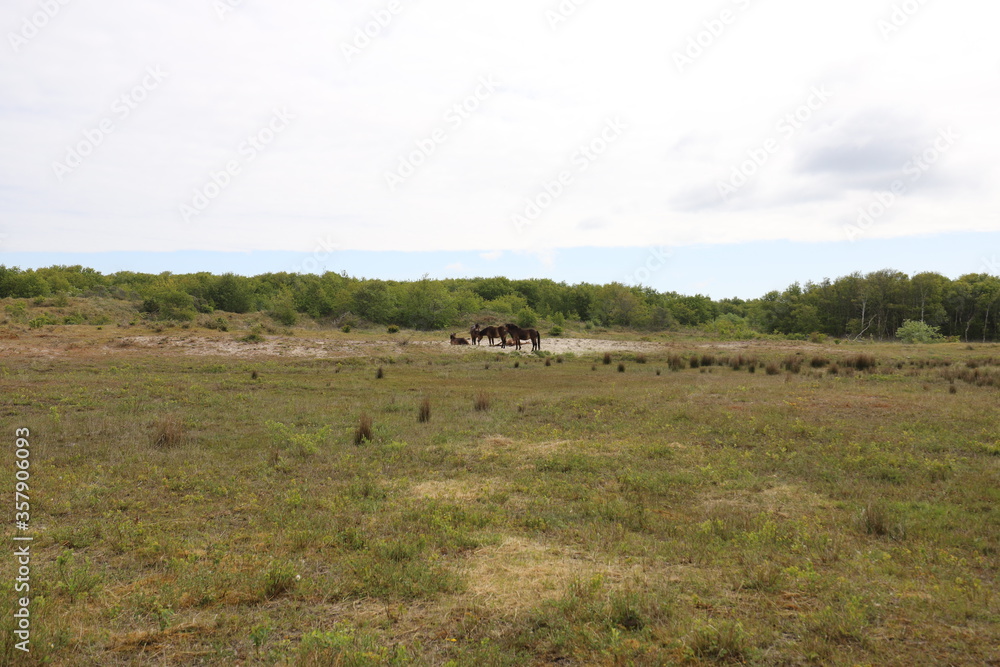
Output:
[1, 264, 998, 341]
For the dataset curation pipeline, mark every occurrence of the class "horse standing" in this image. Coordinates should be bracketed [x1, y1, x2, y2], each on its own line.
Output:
[503, 323, 541, 351]
[477, 325, 504, 346]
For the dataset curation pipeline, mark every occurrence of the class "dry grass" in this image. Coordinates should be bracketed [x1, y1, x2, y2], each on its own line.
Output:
[474, 390, 491, 411]
[418, 397, 431, 423]
[353, 412, 373, 444]
[151, 415, 189, 449]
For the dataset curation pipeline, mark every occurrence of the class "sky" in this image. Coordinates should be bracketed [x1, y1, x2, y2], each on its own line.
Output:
[1, 0, 998, 299]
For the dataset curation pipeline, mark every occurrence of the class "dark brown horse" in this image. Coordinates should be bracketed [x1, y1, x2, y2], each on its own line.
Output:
[477, 325, 504, 346]
[503, 323, 541, 351]
[450, 333, 470, 345]
[470, 323, 481, 345]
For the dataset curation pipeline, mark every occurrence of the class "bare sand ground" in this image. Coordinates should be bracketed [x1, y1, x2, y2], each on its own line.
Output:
[95, 334, 665, 359]
[0, 329, 824, 360]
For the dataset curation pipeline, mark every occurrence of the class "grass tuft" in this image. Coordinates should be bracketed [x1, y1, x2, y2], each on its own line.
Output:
[418, 397, 430, 423]
[474, 391, 491, 411]
[354, 413, 374, 445]
[152, 415, 188, 449]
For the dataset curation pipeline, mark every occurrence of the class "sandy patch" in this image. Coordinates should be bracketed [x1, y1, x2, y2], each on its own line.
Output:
[97, 334, 666, 359]
[462, 536, 615, 611]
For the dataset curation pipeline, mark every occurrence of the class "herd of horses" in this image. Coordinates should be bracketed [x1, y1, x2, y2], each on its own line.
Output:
[449, 323, 541, 351]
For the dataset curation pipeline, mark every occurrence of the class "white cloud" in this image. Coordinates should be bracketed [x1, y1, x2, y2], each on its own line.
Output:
[1, 0, 999, 256]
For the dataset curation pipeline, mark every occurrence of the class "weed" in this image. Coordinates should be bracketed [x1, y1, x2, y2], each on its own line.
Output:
[262, 562, 298, 599]
[687, 620, 752, 662]
[474, 391, 491, 411]
[418, 397, 431, 423]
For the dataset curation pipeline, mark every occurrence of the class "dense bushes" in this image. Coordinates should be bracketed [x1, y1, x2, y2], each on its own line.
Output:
[2, 264, 999, 340]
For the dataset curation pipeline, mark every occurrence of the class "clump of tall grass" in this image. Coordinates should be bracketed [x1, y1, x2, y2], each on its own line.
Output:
[668, 354, 683, 371]
[354, 413, 373, 445]
[152, 415, 188, 449]
[856, 500, 905, 540]
[603, 352, 612, 365]
[844, 353, 877, 371]
[418, 398, 430, 423]
[474, 391, 491, 411]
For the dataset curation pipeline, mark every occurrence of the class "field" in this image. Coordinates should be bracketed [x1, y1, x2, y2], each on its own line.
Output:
[1, 322, 998, 665]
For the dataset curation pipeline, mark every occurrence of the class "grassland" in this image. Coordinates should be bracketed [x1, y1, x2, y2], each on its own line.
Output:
[1, 321, 998, 665]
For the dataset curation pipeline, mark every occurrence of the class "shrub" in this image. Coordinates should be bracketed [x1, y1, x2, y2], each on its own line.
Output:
[341, 324, 352, 333]
[549, 325, 563, 336]
[387, 324, 400, 334]
[897, 319, 944, 343]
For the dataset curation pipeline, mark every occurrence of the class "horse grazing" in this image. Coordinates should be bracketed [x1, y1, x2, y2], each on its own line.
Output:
[503, 323, 541, 351]
[476, 325, 504, 346]
[450, 333, 470, 345]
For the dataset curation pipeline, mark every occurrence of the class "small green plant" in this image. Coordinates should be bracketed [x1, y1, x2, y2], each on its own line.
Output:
[55, 550, 102, 602]
[156, 606, 175, 632]
[687, 620, 751, 662]
[266, 420, 330, 456]
[250, 623, 273, 655]
[341, 324, 352, 333]
[387, 324, 400, 333]
[262, 562, 298, 599]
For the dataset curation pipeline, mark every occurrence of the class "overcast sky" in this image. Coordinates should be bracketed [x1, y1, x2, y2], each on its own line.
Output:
[1, 0, 998, 296]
